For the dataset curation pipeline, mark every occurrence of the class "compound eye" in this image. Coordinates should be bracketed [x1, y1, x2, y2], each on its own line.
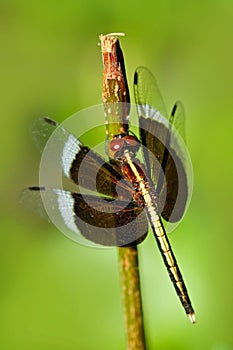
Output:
[109, 138, 124, 152]
[124, 135, 138, 147]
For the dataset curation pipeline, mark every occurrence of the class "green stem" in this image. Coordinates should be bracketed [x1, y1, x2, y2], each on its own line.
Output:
[118, 246, 146, 350]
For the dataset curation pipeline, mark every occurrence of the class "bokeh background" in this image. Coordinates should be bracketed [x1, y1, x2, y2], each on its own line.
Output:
[1, 0, 232, 349]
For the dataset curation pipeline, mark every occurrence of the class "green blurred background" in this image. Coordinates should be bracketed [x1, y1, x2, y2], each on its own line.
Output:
[1, 0, 232, 349]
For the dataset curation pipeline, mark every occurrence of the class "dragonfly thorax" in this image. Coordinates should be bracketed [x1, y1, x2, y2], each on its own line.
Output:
[121, 158, 155, 209]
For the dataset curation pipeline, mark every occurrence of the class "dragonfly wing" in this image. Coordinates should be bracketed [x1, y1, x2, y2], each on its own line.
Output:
[134, 67, 189, 222]
[170, 101, 186, 143]
[134, 66, 168, 118]
[134, 67, 186, 140]
[31, 117, 134, 201]
[68, 145, 134, 201]
[21, 187, 148, 247]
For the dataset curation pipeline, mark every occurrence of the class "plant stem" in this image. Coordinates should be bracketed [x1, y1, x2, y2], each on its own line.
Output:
[118, 246, 146, 350]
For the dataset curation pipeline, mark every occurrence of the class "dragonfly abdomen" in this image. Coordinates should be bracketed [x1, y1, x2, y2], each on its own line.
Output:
[121, 150, 195, 322]
[150, 216, 195, 322]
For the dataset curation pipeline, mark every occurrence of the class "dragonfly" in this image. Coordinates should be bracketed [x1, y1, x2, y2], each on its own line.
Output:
[22, 33, 195, 322]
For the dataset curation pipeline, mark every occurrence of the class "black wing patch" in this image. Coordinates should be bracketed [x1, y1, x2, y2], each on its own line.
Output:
[21, 187, 148, 247]
[134, 67, 188, 222]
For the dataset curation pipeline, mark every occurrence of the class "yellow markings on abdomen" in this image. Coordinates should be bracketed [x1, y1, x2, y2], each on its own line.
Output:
[124, 151, 188, 303]
[153, 218, 187, 298]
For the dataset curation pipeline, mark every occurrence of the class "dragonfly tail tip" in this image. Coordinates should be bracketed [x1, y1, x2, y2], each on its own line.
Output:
[188, 312, 196, 324]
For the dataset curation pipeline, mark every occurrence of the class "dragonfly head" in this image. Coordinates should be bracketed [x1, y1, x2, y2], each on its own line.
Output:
[108, 133, 140, 161]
